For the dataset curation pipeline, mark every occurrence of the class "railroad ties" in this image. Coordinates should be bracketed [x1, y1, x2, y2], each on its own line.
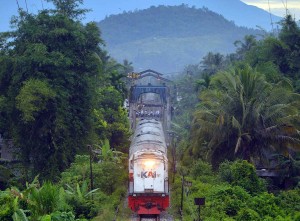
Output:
[130, 212, 173, 221]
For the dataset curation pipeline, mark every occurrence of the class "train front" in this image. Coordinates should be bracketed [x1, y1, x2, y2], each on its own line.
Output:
[129, 151, 169, 214]
[128, 121, 169, 215]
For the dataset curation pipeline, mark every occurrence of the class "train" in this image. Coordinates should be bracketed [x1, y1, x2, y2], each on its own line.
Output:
[128, 118, 169, 220]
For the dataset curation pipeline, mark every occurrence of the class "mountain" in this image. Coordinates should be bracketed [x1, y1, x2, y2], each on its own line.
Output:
[197, 0, 282, 30]
[98, 5, 264, 73]
[0, 0, 283, 33]
[94, 0, 282, 30]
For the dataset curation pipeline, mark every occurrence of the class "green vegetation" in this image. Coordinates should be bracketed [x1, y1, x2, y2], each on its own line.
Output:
[0, 0, 130, 220]
[173, 14, 300, 169]
[192, 64, 299, 166]
[170, 160, 300, 221]
[0, 154, 127, 220]
[170, 13, 300, 220]
[1, 0, 300, 220]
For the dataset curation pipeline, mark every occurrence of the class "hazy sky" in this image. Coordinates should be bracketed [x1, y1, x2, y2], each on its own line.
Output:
[0, 0, 299, 32]
[242, 0, 300, 19]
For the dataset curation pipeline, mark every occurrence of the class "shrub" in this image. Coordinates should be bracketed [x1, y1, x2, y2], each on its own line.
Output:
[208, 185, 250, 217]
[50, 211, 76, 221]
[93, 161, 125, 195]
[190, 160, 220, 184]
[190, 160, 213, 178]
[249, 192, 284, 218]
[236, 208, 260, 221]
[276, 189, 300, 216]
[29, 182, 61, 216]
[219, 160, 266, 194]
[0, 190, 14, 221]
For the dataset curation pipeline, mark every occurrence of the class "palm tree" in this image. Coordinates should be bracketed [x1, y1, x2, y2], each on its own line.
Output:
[234, 35, 257, 60]
[201, 52, 226, 75]
[192, 64, 300, 166]
[122, 59, 134, 74]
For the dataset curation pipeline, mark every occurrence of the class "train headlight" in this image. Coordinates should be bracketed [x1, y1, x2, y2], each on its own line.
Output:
[162, 194, 165, 197]
[133, 194, 136, 197]
[144, 160, 155, 167]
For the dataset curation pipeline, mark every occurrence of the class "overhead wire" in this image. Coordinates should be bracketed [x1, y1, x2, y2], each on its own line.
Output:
[281, 0, 288, 16]
[16, 0, 20, 11]
[267, 0, 275, 34]
[24, 0, 28, 12]
[41, 0, 44, 10]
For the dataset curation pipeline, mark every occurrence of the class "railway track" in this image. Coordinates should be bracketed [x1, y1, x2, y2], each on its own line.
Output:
[130, 212, 173, 221]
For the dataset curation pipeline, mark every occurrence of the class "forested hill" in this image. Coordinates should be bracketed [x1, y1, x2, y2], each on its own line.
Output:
[99, 5, 256, 45]
[98, 5, 263, 73]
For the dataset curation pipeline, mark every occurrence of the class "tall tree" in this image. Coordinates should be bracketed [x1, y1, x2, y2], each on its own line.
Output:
[201, 52, 226, 75]
[46, 0, 89, 19]
[244, 15, 300, 84]
[234, 35, 257, 61]
[191, 64, 300, 166]
[0, 1, 104, 179]
[278, 14, 300, 78]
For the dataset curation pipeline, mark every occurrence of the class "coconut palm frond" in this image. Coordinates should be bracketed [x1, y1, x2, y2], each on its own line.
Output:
[281, 124, 299, 134]
[216, 114, 225, 126]
[234, 137, 242, 154]
[191, 64, 300, 164]
[64, 184, 74, 195]
[263, 124, 281, 134]
[275, 77, 293, 90]
[263, 124, 299, 136]
[275, 135, 299, 142]
[232, 116, 241, 130]
[12, 209, 29, 221]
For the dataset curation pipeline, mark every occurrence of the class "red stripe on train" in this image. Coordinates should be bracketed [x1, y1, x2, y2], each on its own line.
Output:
[128, 195, 169, 215]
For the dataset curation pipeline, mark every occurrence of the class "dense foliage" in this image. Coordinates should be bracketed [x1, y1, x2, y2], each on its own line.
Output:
[169, 14, 300, 220]
[0, 0, 130, 179]
[192, 64, 300, 166]
[0, 0, 131, 220]
[0, 6, 101, 179]
[170, 160, 300, 221]
[1, 1, 300, 220]
[173, 14, 300, 167]
[0, 154, 128, 220]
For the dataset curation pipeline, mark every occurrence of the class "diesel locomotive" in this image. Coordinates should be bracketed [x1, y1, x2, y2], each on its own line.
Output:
[128, 118, 169, 220]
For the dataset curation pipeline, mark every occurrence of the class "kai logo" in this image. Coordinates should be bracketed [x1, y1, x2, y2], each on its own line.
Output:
[141, 171, 156, 178]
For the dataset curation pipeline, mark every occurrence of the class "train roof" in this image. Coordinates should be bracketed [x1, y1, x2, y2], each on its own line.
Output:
[129, 119, 167, 157]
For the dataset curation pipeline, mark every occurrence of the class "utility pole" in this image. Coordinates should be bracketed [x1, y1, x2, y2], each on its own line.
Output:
[178, 165, 189, 221]
[167, 131, 178, 183]
[88, 145, 94, 198]
[172, 138, 176, 183]
[180, 175, 184, 221]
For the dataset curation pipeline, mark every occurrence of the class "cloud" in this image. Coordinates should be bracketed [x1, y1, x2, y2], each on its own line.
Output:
[241, 0, 300, 19]
[242, 0, 300, 8]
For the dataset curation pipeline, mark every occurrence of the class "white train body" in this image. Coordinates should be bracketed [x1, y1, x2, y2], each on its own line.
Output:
[128, 119, 169, 215]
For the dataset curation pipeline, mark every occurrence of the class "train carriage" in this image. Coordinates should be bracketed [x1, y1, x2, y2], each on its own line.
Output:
[128, 119, 169, 218]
